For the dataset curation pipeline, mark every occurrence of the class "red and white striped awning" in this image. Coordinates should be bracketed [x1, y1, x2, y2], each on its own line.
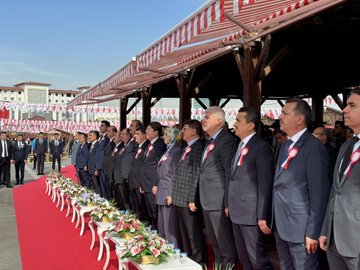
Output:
[69, 0, 345, 106]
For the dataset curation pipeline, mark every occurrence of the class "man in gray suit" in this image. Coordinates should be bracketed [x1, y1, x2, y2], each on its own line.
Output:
[199, 106, 237, 267]
[273, 98, 330, 270]
[319, 89, 360, 270]
[229, 107, 274, 270]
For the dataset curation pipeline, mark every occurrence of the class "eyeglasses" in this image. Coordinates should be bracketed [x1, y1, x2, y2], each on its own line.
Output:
[182, 127, 192, 131]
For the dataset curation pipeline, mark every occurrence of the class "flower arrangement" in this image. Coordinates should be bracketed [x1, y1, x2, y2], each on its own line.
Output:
[119, 232, 173, 264]
[76, 191, 97, 206]
[90, 200, 120, 222]
[111, 212, 144, 239]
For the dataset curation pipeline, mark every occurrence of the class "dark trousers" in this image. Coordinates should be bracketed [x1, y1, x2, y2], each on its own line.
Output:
[144, 192, 158, 229]
[114, 182, 131, 210]
[176, 206, 205, 264]
[0, 157, 11, 185]
[15, 161, 25, 184]
[51, 154, 61, 171]
[78, 168, 91, 188]
[90, 174, 101, 195]
[129, 187, 150, 223]
[33, 154, 37, 169]
[98, 169, 110, 199]
[37, 154, 45, 174]
[232, 223, 273, 270]
[274, 232, 319, 270]
[158, 205, 182, 249]
[203, 209, 237, 266]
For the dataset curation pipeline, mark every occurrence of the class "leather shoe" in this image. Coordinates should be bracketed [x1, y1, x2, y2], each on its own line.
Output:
[6, 185, 13, 188]
[20, 182, 24, 185]
[15, 182, 19, 185]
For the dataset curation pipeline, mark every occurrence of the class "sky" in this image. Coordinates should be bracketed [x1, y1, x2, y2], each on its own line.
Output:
[0, 0, 206, 90]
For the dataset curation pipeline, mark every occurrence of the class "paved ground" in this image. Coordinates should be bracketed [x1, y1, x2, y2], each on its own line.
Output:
[0, 157, 71, 270]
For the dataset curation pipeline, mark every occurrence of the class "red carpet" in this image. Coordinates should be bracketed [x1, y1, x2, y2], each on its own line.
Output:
[13, 165, 119, 270]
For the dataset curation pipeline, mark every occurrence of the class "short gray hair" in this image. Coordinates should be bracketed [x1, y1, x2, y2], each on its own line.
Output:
[164, 127, 180, 145]
[205, 106, 225, 126]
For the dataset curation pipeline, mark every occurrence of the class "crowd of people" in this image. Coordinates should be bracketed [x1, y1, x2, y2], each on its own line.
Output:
[0, 91, 359, 270]
[66, 91, 359, 270]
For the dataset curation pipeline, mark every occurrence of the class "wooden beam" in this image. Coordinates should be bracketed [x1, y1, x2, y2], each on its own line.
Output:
[331, 94, 344, 110]
[193, 73, 211, 96]
[233, 50, 245, 78]
[126, 97, 141, 114]
[119, 97, 128, 130]
[254, 35, 271, 81]
[187, 68, 196, 91]
[261, 45, 290, 80]
[312, 95, 324, 125]
[178, 73, 191, 126]
[277, 99, 285, 107]
[142, 88, 151, 126]
[195, 97, 207, 110]
[224, 12, 252, 32]
[220, 98, 231, 108]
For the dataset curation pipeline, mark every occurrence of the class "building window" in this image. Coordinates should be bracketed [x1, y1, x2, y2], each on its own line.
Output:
[27, 88, 47, 104]
[61, 100, 64, 103]
[55, 100, 58, 103]
[18, 98, 22, 101]
[18, 92, 21, 95]
[49, 99, 51, 102]
[61, 94, 64, 97]
[55, 93, 58, 96]
[3, 97, 7, 100]
[11, 97, 14, 101]
[67, 93, 71, 97]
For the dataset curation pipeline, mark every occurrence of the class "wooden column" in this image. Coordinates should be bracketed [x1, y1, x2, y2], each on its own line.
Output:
[242, 45, 262, 111]
[312, 95, 324, 125]
[177, 73, 191, 127]
[142, 88, 151, 126]
[119, 97, 128, 130]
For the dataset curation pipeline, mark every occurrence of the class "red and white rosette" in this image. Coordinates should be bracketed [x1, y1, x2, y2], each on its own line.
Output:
[182, 147, 192, 161]
[283, 147, 299, 170]
[346, 150, 360, 176]
[146, 145, 154, 157]
[135, 148, 142, 159]
[119, 148, 125, 156]
[205, 143, 215, 160]
[158, 153, 168, 166]
[237, 147, 249, 167]
[111, 147, 118, 156]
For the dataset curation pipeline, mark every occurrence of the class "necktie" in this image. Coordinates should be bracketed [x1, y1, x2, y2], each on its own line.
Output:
[40, 139, 43, 144]
[2, 140, 7, 157]
[278, 139, 293, 168]
[339, 136, 359, 177]
[233, 141, 244, 170]
[202, 138, 214, 162]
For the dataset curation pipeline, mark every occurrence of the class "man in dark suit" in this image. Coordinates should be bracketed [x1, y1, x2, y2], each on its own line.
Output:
[49, 133, 63, 172]
[95, 120, 110, 199]
[75, 133, 90, 187]
[199, 106, 237, 267]
[120, 128, 137, 209]
[273, 98, 329, 270]
[128, 126, 150, 221]
[140, 122, 167, 229]
[108, 132, 123, 201]
[85, 131, 100, 194]
[0, 131, 14, 188]
[229, 107, 274, 269]
[103, 126, 116, 198]
[34, 132, 48, 175]
[12, 134, 29, 185]
[320, 89, 360, 270]
[171, 119, 205, 264]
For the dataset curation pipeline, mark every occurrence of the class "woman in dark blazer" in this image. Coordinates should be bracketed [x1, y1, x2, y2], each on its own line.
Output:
[156, 127, 183, 249]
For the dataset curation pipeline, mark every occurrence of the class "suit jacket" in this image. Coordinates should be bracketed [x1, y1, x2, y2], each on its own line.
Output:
[321, 138, 360, 257]
[12, 141, 28, 162]
[228, 135, 274, 225]
[87, 141, 99, 174]
[35, 138, 48, 155]
[0, 139, 13, 160]
[49, 140, 63, 156]
[108, 143, 124, 183]
[140, 137, 167, 192]
[113, 144, 126, 184]
[273, 130, 330, 243]
[75, 142, 89, 169]
[95, 134, 109, 170]
[121, 138, 137, 179]
[156, 144, 183, 206]
[102, 139, 115, 177]
[199, 129, 237, 211]
[172, 139, 204, 208]
[71, 140, 80, 165]
[128, 140, 150, 189]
